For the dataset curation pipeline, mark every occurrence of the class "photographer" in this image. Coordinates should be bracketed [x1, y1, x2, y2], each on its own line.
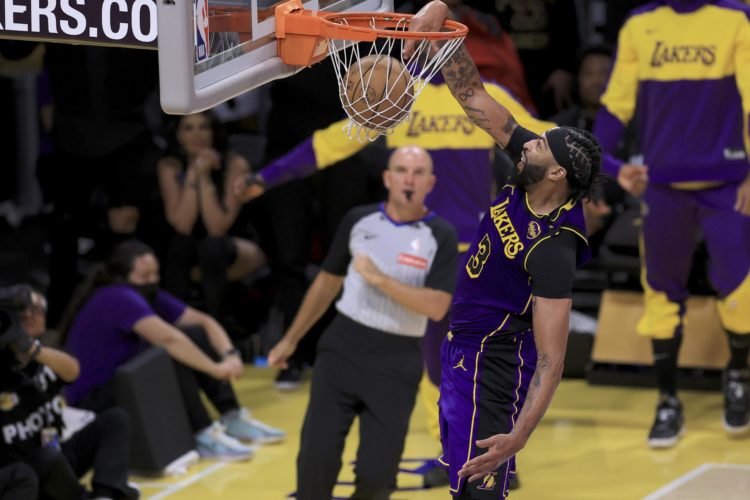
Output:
[0, 285, 138, 500]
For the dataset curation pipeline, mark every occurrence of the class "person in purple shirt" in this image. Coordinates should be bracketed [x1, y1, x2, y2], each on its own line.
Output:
[65, 240, 285, 460]
[407, 2, 602, 498]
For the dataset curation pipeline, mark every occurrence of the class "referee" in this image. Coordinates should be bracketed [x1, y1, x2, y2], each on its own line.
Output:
[268, 145, 458, 500]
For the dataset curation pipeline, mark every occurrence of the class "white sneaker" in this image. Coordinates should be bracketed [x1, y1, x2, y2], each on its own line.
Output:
[195, 422, 254, 461]
[221, 408, 286, 444]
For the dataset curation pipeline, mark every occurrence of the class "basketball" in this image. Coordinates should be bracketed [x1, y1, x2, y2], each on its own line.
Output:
[341, 54, 414, 130]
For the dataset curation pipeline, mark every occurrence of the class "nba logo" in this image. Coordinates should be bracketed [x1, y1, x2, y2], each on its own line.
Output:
[195, 0, 210, 62]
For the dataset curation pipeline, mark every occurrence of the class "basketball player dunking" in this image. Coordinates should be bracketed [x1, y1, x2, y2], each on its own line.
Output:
[407, 2, 603, 498]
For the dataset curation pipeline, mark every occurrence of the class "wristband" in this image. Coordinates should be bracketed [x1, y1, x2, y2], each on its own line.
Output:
[28, 339, 42, 360]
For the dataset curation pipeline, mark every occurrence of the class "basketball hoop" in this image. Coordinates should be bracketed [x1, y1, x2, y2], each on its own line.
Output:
[275, 0, 468, 141]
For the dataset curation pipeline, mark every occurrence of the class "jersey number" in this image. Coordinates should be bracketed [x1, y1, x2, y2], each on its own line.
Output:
[466, 234, 491, 278]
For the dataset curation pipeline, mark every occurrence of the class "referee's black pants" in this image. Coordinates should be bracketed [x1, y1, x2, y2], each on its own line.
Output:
[297, 314, 423, 500]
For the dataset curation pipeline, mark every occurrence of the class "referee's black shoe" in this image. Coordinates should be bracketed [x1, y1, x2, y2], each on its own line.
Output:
[647, 395, 685, 449]
[723, 368, 750, 434]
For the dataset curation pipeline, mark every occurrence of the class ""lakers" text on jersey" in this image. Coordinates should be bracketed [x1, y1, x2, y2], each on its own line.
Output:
[490, 198, 523, 258]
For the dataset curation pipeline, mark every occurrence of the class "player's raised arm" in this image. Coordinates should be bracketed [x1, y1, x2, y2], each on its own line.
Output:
[405, 0, 519, 147]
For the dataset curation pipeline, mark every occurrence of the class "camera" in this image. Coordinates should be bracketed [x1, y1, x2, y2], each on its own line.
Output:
[0, 284, 33, 349]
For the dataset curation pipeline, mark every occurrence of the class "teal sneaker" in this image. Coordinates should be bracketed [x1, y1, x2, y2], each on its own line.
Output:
[195, 422, 254, 461]
[221, 408, 286, 444]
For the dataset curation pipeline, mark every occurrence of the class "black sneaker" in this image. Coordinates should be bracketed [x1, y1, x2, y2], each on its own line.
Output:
[647, 396, 685, 449]
[275, 364, 303, 391]
[723, 369, 750, 434]
[422, 463, 449, 488]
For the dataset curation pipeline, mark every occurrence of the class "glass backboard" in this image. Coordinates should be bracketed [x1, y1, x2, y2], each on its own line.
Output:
[158, 0, 392, 114]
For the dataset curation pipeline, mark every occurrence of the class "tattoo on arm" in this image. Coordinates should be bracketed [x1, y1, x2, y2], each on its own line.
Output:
[440, 44, 518, 145]
[502, 116, 518, 136]
[464, 105, 491, 125]
[533, 352, 551, 388]
[441, 45, 483, 100]
[529, 352, 550, 391]
[516, 350, 554, 437]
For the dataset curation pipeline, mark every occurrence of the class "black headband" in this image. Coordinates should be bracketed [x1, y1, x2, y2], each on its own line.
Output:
[545, 128, 574, 174]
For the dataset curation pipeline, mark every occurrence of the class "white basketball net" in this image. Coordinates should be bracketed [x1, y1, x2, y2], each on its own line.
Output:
[327, 17, 465, 142]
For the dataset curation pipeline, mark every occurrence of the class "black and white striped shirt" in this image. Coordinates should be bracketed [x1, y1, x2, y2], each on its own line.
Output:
[322, 203, 458, 337]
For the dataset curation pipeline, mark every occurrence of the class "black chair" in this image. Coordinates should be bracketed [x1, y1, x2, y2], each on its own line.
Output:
[115, 346, 196, 475]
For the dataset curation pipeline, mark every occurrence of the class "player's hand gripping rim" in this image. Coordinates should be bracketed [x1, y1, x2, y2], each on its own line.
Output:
[403, 0, 451, 61]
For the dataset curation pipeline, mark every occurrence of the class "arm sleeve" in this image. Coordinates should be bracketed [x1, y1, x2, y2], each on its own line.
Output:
[503, 126, 540, 165]
[260, 118, 369, 189]
[424, 220, 459, 294]
[593, 110, 627, 178]
[320, 208, 363, 276]
[735, 12, 750, 158]
[526, 231, 578, 299]
[594, 18, 639, 177]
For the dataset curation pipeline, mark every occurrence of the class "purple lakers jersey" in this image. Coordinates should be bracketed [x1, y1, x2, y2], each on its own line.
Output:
[449, 184, 590, 337]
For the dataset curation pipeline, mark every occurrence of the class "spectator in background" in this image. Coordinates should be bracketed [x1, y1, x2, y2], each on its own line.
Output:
[64, 240, 284, 460]
[211, 91, 265, 136]
[35, 45, 163, 326]
[593, 0, 750, 448]
[553, 44, 618, 240]
[157, 112, 266, 322]
[552, 45, 613, 132]
[0, 285, 138, 499]
[468, 0, 582, 117]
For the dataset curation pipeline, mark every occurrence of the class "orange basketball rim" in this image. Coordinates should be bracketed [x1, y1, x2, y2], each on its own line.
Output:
[274, 0, 467, 66]
[211, 0, 468, 140]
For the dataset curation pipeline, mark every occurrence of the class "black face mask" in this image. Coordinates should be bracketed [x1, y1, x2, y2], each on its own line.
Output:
[133, 283, 159, 304]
